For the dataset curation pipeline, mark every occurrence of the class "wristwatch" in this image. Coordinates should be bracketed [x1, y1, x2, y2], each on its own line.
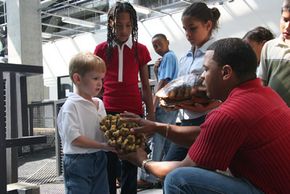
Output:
[141, 159, 152, 173]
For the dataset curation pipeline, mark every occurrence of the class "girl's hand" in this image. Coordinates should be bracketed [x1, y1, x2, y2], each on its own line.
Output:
[146, 112, 155, 122]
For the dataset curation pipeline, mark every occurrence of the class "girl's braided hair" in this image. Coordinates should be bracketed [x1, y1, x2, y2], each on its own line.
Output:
[107, 1, 139, 62]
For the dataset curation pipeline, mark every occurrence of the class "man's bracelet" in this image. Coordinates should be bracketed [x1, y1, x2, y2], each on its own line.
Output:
[141, 159, 152, 173]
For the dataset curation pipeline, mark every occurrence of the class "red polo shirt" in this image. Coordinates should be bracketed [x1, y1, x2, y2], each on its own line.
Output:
[188, 78, 290, 194]
[94, 40, 151, 115]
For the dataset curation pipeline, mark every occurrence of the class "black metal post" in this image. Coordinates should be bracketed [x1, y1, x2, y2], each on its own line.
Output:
[6, 73, 18, 183]
[20, 76, 28, 136]
[0, 72, 7, 194]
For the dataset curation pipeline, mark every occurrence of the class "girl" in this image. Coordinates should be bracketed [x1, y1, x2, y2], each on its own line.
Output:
[164, 2, 222, 162]
[94, 2, 154, 194]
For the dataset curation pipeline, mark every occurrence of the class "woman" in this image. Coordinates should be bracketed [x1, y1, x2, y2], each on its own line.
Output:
[164, 1, 222, 162]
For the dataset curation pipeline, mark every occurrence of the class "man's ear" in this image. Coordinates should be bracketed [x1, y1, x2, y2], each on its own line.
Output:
[72, 73, 81, 84]
[221, 65, 233, 80]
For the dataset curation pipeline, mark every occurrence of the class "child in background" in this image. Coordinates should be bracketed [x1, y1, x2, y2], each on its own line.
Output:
[57, 52, 114, 194]
[94, 2, 154, 194]
[243, 26, 275, 64]
[257, 0, 290, 107]
[138, 33, 179, 188]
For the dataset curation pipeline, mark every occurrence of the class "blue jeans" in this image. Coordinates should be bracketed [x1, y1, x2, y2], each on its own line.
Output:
[164, 167, 264, 194]
[63, 151, 109, 194]
[141, 107, 178, 183]
[164, 115, 206, 161]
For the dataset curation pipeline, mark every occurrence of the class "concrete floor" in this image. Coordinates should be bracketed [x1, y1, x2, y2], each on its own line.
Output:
[138, 188, 162, 194]
[17, 148, 162, 194]
[39, 179, 163, 194]
[40, 183, 162, 194]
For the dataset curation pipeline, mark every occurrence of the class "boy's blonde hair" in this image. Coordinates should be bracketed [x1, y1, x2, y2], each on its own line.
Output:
[69, 52, 106, 83]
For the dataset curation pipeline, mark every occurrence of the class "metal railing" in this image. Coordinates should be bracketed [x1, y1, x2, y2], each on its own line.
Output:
[0, 62, 45, 194]
[27, 101, 57, 153]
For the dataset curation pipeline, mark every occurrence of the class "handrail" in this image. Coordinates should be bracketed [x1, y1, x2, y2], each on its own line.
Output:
[6, 136, 47, 148]
[0, 63, 43, 76]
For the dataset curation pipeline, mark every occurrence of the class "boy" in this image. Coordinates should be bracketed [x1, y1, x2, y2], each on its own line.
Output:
[138, 33, 178, 188]
[257, 0, 290, 106]
[57, 52, 115, 194]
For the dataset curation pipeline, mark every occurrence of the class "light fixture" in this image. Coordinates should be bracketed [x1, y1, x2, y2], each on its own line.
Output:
[40, 0, 58, 9]
[61, 17, 96, 28]
[133, 4, 151, 15]
[42, 32, 52, 39]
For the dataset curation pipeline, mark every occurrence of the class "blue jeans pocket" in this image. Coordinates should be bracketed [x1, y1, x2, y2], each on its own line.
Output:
[64, 154, 80, 176]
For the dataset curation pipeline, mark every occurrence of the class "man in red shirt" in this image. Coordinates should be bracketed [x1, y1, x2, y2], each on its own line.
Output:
[120, 38, 290, 194]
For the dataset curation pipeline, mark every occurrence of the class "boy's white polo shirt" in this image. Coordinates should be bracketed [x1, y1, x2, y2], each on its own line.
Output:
[57, 93, 107, 154]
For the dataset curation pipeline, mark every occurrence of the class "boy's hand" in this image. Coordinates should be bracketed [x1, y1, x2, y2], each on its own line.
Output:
[153, 58, 162, 76]
[101, 143, 117, 153]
